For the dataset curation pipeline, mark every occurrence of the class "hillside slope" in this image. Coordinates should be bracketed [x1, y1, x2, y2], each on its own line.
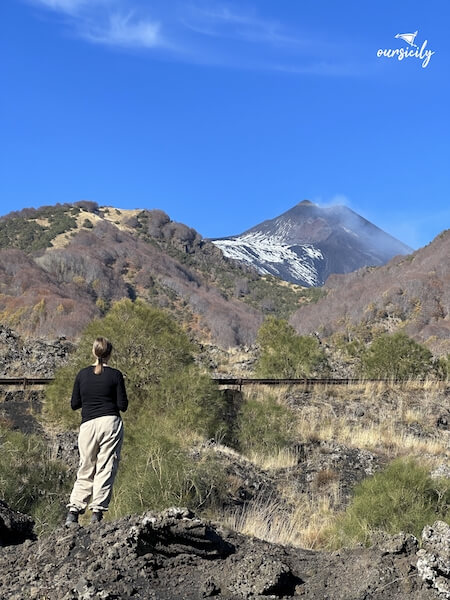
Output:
[289, 229, 450, 354]
[0, 202, 316, 346]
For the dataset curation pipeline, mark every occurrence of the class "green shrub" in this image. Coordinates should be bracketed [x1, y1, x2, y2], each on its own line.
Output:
[434, 354, 450, 380]
[329, 458, 450, 548]
[45, 298, 224, 431]
[235, 393, 295, 457]
[254, 316, 328, 377]
[44, 298, 228, 518]
[0, 204, 77, 252]
[0, 426, 70, 535]
[109, 422, 226, 518]
[361, 332, 434, 380]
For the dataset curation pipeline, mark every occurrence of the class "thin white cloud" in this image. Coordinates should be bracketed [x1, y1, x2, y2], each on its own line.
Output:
[182, 4, 303, 47]
[329, 194, 351, 207]
[26, 0, 167, 50]
[29, 0, 91, 15]
[313, 195, 352, 208]
[183, 5, 277, 36]
[25, 0, 364, 76]
[81, 12, 163, 48]
[181, 3, 348, 54]
[179, 2, 362, 76]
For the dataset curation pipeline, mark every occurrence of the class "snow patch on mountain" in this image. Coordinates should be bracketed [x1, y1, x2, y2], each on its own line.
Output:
[212, 231, 324, 286]
[342, 226, 359, 237]
[209, 200, 412, 288]
[271, 217, 297, 240]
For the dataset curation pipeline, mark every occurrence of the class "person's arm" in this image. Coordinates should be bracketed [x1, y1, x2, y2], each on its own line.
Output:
[116, 371, 128, 412]
[71, 371, 82, 411]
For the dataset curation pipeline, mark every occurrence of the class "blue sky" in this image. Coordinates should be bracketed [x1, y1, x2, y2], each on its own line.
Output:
[1, 0, 449, 249]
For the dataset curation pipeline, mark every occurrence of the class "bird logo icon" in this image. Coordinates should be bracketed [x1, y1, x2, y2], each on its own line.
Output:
[377, 30, 435, 68]
[394, 31, 419, 48]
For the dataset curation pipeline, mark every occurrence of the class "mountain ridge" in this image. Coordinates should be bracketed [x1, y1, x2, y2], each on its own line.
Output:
[1, 201, 446, 353]
[210, 201, 412, 287]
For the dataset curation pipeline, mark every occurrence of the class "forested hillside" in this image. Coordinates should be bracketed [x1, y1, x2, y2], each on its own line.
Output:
[0, 202, 319, 346]
[290, 230, 450, 355]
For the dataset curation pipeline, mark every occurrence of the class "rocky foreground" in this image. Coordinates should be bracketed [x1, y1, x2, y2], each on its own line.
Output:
[1, 502, 449, 600]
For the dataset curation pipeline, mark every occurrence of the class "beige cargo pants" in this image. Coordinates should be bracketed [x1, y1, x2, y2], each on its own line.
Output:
[67, 415, 124, 513]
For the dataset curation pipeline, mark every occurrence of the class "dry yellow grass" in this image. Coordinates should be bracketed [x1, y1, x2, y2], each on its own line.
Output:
[102, 207, 142, 231]
[34, 218, 51, 227]
[247, 447, 300, 470]
[340, 422, 444, 457]
[206, 442, 295, 472]
[231, 380, 449, 460]
[210, 443, 248, 460]
[295, 410, 448, 459]
[49, 207, 143, 249]
[208, 380, 449, 550]
[49, 210, 103, 248]
[216, 487, 339, 549]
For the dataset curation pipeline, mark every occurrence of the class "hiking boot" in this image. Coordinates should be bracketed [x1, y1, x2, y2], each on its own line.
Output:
[90, 510, 103, 524]
[65, 510, 79, 526]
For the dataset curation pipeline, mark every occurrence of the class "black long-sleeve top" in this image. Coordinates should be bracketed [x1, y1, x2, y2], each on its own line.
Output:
[71, 365, 128, 424]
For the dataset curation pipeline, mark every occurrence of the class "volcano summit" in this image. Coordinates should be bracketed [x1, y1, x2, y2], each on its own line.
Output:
[210, 201, 412, 287]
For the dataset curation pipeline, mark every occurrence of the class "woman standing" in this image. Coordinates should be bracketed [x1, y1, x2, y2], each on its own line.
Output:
[65, 337, 128, 525]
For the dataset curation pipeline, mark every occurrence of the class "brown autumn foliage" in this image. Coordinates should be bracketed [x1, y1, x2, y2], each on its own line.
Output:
[1, 204, 448, 352]
[0, 213, 263, 346]
[289, 230, 450, 355]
